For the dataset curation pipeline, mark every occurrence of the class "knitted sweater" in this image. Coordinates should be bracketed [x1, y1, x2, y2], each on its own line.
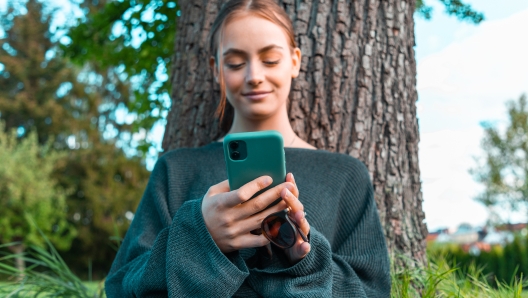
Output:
[105, 142, 391, 297]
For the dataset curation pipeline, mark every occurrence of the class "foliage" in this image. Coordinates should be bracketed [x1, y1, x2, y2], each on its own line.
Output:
[62, 0, 178, 155]
[416, 0, 484, 24]
[55, 145, 150, 280]
[0, 124, 76, 252]
[471, 94, 528, 222]
[0, 229, 105, 297]
[0, 0, 137, 152]
[391, 250, 528, 297]
[427, 233, 528, 287]
[0, 0, 150, 278]
[0, 0, 81, 145]
[415, 0, 434, 20]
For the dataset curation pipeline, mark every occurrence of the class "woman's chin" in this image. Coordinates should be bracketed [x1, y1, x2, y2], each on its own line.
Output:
[238, 105, 275, 119]
[243, 109, 277, 121]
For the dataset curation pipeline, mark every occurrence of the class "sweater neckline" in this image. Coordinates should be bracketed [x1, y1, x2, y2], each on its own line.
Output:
[210, 141, 318, 151]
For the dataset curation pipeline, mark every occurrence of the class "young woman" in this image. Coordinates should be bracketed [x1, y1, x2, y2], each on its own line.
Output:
[105, 0, 390, 297]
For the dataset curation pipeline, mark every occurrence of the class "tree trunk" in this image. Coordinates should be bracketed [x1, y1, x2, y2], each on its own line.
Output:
[8, 243, 26, 279]
[163, 0, 428, 263]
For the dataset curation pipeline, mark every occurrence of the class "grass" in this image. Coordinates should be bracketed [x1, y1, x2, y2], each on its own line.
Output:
[391, 253, 528, 297]
[0, 238, 105, 298]
[0, 282, 105, 297]
[1, 232, 527, 297]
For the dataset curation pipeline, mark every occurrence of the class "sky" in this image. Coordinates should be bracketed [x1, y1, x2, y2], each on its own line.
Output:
[1, 0, 528, 231]
[414, 0, 528, 231]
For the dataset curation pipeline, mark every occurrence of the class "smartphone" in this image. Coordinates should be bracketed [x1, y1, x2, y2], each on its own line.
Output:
[223, 130, 286, 205]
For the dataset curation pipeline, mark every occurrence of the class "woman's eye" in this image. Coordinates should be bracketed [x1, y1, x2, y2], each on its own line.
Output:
[226, 63, 244, 69]
[264, 60, 280, 65]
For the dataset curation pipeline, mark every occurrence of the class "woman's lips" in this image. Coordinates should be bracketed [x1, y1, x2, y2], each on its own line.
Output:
[243, 91, 271, 101]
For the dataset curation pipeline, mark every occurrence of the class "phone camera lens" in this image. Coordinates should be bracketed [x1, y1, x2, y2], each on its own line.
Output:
[231, 151, 240, 160]
[229, 141, 239, 150]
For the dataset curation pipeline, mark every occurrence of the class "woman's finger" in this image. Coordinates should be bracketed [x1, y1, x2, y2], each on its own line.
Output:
[234, 234, 271, 251]
[224, 175, 273, 208]
[205, 180, 230, 198]
[293, 210, 310, 236]
[281, 187, 303, 214]
[281, 188, 310, 236]
[296, 242, 311, 259]
[285, 173, 299, 198]
[286, 241, 311, 264]
[240, 180, 291, 217]
[238, 199, 289, 234]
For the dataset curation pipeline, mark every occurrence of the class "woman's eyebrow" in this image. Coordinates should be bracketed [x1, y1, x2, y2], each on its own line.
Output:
[223, 44, 284, 56]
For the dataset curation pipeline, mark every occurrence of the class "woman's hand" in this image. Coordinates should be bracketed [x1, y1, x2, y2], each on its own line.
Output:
[281, 173, 311, 264]
[201, 176, 289, 253]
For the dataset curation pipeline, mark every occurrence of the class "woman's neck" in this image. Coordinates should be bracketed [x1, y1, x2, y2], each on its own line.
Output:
[223, 109, 297, 146]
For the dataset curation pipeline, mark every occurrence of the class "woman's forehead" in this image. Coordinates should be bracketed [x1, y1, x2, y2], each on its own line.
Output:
[221, 14, 291, 54]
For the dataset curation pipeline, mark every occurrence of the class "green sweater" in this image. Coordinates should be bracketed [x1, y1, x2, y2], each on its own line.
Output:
[105, 142, 390, 297]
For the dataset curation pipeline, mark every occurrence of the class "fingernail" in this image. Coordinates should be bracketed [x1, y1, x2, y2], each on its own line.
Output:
[291, 173, 296, 184]
[265, 176, 272, 185]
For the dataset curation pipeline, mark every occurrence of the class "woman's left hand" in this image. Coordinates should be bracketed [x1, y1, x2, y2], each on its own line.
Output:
[281, 173, 311, 264]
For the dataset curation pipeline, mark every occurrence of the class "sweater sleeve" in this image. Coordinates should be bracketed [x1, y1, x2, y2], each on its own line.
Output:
[244, 160, 391, 298]
[105, 156, 250, 297]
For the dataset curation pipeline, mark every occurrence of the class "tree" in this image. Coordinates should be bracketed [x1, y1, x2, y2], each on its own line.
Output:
[161, 0, 427, 263]
[63, 0, 177, 156]
[471, 94, 528, 224]
[0, 0, 135, 151]
[0, 0, 150, 278]
[55, 145, 150, 279]
[0, 124, 76, 273]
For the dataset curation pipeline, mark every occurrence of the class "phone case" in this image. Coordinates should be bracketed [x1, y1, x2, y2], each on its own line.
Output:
[223, 130, 286, 196]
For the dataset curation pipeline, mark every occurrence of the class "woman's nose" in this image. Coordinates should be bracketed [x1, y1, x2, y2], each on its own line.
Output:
[245, 62, 264, 86]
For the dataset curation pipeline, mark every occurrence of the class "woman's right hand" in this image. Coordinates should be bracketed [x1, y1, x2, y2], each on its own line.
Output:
[201, 176, 291, 253]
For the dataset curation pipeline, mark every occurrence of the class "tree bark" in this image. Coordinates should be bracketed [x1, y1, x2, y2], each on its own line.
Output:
[163, 0, 428, 263]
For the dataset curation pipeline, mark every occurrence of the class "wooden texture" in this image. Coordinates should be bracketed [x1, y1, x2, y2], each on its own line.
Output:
[163, 0, 427, 262]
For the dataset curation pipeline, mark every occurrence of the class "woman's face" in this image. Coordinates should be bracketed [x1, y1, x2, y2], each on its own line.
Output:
[213, 14, 301, 121]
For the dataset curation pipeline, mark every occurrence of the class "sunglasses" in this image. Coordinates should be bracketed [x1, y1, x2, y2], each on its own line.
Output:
[260, 209, 309, 249]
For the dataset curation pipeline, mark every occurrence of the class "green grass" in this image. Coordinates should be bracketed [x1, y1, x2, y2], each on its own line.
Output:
[391, 253, 528, 297]
[1, 233, 527, 297]
[2, 253, 527, 297]
[84, 281, 104, 293]
[0, 237, 106, 298]
[0, 281, 105, 297]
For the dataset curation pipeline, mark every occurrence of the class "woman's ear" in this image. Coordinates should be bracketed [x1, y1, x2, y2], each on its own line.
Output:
[291, 47, 302, 78]
[210, 56, 219, 83]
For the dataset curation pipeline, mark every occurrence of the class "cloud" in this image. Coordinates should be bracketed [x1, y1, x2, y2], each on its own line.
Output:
[419, 128, 489, 230]
[417, 8, 528, 133]
[417, 9, 528, 230]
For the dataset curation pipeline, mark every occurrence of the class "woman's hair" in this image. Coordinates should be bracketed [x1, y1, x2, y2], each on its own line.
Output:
[208, 0, 297, 131]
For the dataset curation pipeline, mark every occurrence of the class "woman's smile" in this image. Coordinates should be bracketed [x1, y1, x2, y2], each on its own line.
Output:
[242, 90, 272, 101]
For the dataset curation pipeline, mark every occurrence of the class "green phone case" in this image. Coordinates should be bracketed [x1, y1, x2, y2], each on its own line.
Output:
[223, 130, 286, 196]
